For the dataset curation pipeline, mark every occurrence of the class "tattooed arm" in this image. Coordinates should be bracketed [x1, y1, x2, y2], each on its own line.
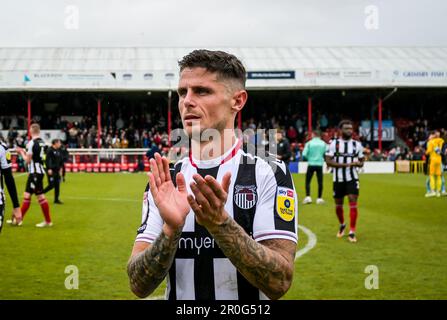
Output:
[209, 217, 296, 300]
[127, 153, 190, 298]
[127, 226, 182, 298]
[188, 173, 296, 300]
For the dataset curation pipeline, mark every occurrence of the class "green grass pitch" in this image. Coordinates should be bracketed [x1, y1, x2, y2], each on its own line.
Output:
[0, 172, 446, 299]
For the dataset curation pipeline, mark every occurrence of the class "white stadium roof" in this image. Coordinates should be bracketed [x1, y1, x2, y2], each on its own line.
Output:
[1, 46, 447, 91]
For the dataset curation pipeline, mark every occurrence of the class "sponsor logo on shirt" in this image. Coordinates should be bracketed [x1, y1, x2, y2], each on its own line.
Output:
[178, 236, 216, 255]
[276, 187, 295, 222]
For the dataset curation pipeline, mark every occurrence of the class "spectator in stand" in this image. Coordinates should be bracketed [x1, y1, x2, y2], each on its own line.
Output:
[121, 132, 129, 149]
[411, 146, 424, 160]
[161, 132, 169, 146]
[363, 144, 371, 161]
[104, 134, 113, 148]
[145, 142, 160, 160]
[10, 115, 18, 129]
[58, 128, 67, 144]
[296, 117, 305, 142]
[418, 127, 428, 147]
[370, 149, 385, 161]
[7, 128, 17, 147]
[68, 126, 79, 148]
[320, 114, 329, 130]
[116, 115, 125, 130]
[112, 134, 121, 148]
[153, 132, 162, 145]
[141, 131, 150, 148]
[387, 148, 398, 161]
[275, 131, 292, 165]
[286, 125, 298, 143]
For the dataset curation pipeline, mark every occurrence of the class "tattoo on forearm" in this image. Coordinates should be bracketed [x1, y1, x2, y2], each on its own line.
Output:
[209, 217, 296, 299]
[127, 229, 182, 298]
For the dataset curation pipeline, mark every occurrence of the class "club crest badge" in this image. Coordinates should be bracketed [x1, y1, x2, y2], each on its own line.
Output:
[234, 185, 257, 209]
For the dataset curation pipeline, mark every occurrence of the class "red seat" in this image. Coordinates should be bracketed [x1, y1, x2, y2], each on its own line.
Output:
[128, 162, 137, 173]
[93, 163, 100, 173]
[12, 163, 18, 172]
[107, 163, 114, 173]
[100, 163, 107, 173]
[72, 163, 79, 173]
[65, 163, 72, 172]
[121, 163, 128, 171]
[114, 163, 121, 172]
[86, 163, 93, 173]
[79, 163, 86, 172]
[144, 162, 150, 172]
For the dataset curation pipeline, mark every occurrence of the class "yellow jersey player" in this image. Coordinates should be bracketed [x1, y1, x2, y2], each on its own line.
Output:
[425, 130, 444, 197]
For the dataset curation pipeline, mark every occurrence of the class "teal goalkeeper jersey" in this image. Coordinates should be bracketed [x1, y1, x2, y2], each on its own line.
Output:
[302, 137, 327, 166]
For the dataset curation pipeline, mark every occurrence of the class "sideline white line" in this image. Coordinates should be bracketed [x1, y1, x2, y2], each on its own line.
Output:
[295, 225, 317, 261]
[147, 224, 318, 300]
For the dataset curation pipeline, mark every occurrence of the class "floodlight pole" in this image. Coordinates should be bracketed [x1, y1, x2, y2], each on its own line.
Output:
[377, 88, 397, 152]
[307, 97, 312, 140]
[97, 98, 102, 148]
[378, 98, 383, 151]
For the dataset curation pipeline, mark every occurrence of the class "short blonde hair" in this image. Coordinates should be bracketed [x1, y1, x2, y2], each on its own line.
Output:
[30, 123, 40, 135]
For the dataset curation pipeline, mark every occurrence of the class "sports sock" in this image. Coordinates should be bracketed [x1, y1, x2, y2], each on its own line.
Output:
[426, 177, 431, 193]
[430, 175, 436, 192]
[335, 204, 344, 225]
[349, 201, 358, 233]
[38, 198, 51, 223]
[436, 176, 442, 193]
[20, 198, 31, 219]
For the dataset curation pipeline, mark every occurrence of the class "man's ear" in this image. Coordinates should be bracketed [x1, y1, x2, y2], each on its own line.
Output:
[231, 90, 248, 114]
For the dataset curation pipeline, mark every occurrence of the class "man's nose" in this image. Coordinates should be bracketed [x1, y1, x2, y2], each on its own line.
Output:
[183, 90, 196, 108]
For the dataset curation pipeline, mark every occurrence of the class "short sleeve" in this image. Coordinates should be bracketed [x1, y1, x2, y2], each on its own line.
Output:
[26, 140, 34, 155]
[325, 140, 336, 157]
[135, 184, 164, 244]
[252, 160, 298, 243]
[357, 142, 364, 159]
[0, 146, 11, 169]
[302, 143, 309, 159]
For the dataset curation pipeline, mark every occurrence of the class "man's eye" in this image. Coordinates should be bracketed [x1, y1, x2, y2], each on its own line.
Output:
[197, 89, 209, 95]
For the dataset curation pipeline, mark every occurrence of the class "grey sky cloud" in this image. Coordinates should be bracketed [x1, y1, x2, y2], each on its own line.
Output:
[0, 0, 445, 47]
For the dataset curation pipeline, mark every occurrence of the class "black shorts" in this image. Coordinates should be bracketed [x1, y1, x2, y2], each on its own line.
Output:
[333, 180, 360, 198]
[25, 174, 45, 195]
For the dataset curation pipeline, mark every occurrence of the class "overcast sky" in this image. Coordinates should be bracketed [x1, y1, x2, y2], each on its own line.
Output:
[0, 0, 446, 47]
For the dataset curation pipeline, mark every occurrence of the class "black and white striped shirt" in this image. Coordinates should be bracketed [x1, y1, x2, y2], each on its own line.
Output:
[0, 142, 12, 205]
[135, 139, 298, 300]
[326, 138, 364, 183]
[26, 138, 46, 174]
